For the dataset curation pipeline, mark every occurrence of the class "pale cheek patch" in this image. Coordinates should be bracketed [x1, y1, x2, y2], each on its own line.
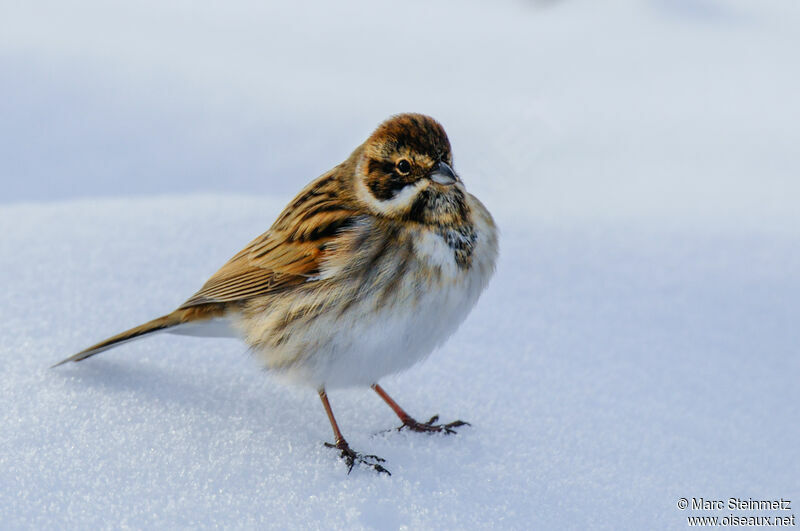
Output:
[355, 160, 428, 216]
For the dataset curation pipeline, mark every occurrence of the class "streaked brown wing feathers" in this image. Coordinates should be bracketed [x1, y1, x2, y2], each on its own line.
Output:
[179, 268, 284, 307]
[179, 171, 359, 309]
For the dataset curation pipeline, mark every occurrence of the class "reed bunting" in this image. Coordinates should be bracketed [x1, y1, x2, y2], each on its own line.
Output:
[54, 113, 499, 474]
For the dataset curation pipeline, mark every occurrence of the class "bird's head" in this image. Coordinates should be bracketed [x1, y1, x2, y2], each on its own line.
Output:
[354, 113, 468, 225]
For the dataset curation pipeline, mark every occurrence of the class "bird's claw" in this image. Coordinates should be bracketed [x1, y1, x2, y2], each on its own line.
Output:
[324, 441, 391, 475]
[398, 415, 471, 435]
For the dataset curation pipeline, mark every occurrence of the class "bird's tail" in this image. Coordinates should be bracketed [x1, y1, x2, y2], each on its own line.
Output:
[51, 305, 228, 368]
[51, 313, 182, 368]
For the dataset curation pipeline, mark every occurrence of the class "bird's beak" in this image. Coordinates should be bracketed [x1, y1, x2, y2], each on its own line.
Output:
[429, 161, 458, 185]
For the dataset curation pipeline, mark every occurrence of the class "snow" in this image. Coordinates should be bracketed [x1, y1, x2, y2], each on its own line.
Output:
[1, 0, 799, 529]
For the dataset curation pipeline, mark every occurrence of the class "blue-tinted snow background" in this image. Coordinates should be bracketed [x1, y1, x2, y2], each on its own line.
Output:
[1, 1, 798, 529]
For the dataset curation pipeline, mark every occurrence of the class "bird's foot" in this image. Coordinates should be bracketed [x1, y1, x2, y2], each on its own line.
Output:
[324, 440, 391, 476]
[398, 415, 471, 435]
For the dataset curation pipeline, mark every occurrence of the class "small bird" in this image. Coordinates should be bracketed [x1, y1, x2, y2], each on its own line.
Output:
[53, 113, 498, 474]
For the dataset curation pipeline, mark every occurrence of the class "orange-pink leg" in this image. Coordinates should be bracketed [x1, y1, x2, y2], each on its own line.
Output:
[319, 389, 389, 475]
[371, 383, 470, 434]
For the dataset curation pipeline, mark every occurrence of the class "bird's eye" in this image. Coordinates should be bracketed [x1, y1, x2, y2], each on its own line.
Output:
[396, 159, 411, 175]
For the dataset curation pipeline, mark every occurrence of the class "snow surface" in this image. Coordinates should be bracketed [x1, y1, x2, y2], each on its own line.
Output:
[1, 0, 799, 529]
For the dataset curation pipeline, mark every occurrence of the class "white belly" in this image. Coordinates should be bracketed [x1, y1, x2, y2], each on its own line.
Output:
[280, 271, 486, 388]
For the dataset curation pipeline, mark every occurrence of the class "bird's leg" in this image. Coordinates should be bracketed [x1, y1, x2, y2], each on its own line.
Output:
[318, 389, 390, 475]
[371, 383, 470, 434]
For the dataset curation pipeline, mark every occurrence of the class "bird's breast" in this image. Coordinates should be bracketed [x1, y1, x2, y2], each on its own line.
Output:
[241, 196, 498, 388]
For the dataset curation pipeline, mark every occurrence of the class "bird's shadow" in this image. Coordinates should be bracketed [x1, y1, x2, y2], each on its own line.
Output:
[55, 358, 304, 433]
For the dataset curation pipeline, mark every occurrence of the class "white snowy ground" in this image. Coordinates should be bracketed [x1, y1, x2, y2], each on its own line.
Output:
[2, 199, 798, 529]
[2, 0, 800, 529]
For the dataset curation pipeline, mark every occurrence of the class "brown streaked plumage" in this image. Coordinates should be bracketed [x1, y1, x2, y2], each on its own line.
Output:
[54, 113, 498, 474]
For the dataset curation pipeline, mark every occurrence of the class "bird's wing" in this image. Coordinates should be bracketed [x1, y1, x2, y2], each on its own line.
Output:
[179, 171, 361, 309]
